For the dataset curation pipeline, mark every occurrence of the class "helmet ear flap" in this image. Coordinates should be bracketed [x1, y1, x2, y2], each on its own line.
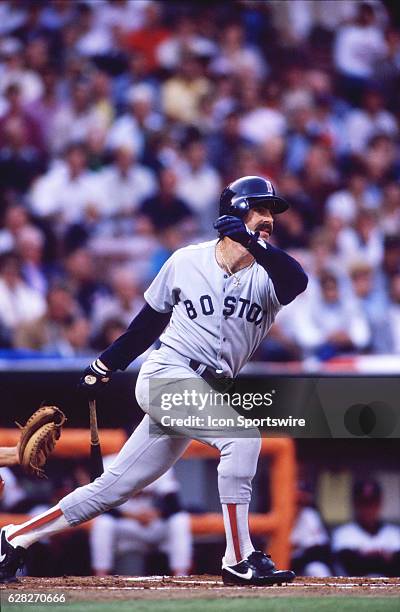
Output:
[230, 197, 249, 217]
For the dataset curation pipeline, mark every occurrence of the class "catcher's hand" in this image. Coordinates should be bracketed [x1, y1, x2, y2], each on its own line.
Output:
[16, 406, 67, 478]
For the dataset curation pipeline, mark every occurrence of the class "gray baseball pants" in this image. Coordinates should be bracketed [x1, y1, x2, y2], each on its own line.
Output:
[60, 346, 261, 526]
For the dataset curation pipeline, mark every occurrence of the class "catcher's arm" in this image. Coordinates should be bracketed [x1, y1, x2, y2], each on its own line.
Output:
[0, 446, 19, 467]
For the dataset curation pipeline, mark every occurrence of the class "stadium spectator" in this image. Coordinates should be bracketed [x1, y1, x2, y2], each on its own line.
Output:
[91, 267, 144, 332]
[161, 52, 210, 124]
[0, 251, 46, 335]
[98, 145, 156, 222]
[176, 137, 220, 231]
[291, 482, 332, 577]
[279, 270, 371, 360]
[28, 143, 104, 227]
[348, 261, 388, 353]
[385, 272, 400, 353]
[14, 284, 80, 352]
[345, 88, 398, 154]
[334, 2, 387, 103]
[138, 167, 194, 233]
[0, 204, 31, 254]
[333, 479, 400, 577]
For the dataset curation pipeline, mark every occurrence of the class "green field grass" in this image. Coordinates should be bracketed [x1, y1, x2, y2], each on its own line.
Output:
[2, 598, 399, 612]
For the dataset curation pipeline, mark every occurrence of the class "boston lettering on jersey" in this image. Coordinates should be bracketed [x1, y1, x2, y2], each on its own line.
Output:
[182, 294, 265, 326]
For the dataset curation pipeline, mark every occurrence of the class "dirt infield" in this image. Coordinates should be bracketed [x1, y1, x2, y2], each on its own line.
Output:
[1, 575, 399, 600]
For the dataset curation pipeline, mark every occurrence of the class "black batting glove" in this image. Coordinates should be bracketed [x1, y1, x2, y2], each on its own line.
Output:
[78, 358, 112, 399]
[214, 215, 259, 249]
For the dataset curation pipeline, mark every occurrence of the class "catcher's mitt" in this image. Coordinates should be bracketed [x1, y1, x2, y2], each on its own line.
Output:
[16, 406, 67, 478]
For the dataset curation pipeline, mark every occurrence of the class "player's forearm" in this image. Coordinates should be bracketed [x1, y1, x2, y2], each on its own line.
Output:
[99, 304, 172, 371]
[247, 239, 308, 305]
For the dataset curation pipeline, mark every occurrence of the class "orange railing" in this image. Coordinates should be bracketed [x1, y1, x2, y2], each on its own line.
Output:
[0, 429, 296, 567]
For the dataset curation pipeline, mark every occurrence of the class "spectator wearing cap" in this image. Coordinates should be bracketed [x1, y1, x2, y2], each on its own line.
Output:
[333, 479, 400, 576]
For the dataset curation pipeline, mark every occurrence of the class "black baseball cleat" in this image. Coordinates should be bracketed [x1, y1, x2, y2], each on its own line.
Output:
[0, 526, 26, 583]
[222, 550, 295, 586]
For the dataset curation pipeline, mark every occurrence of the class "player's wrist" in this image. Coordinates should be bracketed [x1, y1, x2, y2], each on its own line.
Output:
[91, 358, 111, 376]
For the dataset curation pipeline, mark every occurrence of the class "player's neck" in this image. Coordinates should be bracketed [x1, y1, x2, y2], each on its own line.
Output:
[217, 238, 254, 273]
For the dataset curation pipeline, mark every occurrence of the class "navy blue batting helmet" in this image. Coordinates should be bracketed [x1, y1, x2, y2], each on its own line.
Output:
[219, 176, 289, 218]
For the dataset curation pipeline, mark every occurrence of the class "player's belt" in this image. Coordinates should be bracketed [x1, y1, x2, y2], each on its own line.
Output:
[189, 359, 234, 393]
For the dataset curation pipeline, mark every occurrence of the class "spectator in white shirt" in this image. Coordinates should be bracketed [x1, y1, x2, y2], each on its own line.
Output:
[29, 143, 104, 226]
[210, 22, 267, 81]
[334, 2, 387, 102]
[107, 84, 162, 156]
[0, 251, 46, 335]
[99, 145, 156, 219]
[239, 81, 286, 146]
[386, 273, 400, 354]
[176, 138, 220, 233]
[284, 270, 371, 359]
[337, 209, 383, 269]
[345, 88, 398, 154]
[50, 81, 102, 155]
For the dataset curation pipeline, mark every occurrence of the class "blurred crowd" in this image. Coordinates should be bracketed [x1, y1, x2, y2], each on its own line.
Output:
[0, 0, 399, 363]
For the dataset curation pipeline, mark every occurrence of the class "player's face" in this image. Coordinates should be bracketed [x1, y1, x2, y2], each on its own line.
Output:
[245, 206, 274, 242]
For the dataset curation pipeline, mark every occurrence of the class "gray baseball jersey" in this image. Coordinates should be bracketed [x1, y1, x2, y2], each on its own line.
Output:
[144, 239, 281, 378]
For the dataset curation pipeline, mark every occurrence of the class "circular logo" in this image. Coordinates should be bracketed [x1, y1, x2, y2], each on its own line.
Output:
[84, 375, 97, 386]
[344, 402, 397, 438]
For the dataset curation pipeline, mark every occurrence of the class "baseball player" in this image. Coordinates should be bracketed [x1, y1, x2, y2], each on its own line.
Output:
[0, 176, 308, 585]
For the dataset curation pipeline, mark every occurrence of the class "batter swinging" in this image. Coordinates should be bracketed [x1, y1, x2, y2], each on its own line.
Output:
[0, 176, 308, 585]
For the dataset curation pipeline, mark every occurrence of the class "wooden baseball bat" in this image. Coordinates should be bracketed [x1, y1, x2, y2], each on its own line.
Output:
[89, 398, 104, 481]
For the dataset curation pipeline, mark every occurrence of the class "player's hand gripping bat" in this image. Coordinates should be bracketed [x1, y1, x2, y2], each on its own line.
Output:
[89, 398, 104, 481]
